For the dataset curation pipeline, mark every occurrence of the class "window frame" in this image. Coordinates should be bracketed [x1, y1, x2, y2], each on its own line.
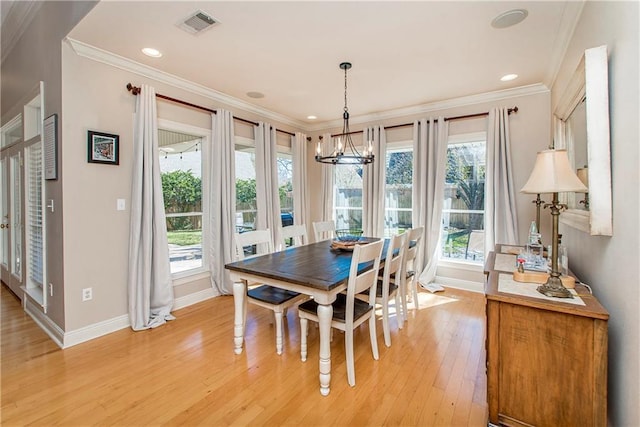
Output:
[384, 139, 413, 237]
[438, 131, 487, 268]
[157, 119, 210, 282]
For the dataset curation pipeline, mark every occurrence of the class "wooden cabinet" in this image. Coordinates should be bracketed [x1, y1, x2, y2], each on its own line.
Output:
[484, 247, 608, 426]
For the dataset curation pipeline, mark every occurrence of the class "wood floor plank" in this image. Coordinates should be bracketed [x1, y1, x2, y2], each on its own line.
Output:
[1, 284, 488, 426]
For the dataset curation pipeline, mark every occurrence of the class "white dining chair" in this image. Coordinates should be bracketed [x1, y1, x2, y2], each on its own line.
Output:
[312, 220, 335, 242]
[281, 224, 308, 249]
[399, 226, 424, 314]
[234, 229, 307, 355]
[369, 232, 407, 347]
[298, 239, 384, 387]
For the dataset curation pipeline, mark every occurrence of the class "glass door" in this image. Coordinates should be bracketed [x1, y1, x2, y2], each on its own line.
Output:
[0, 144, 24, 296]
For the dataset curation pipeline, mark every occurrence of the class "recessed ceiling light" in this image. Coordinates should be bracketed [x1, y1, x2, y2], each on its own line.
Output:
[307, 115, 317, 120]
[246, 91, 265, 99]
[491, 9, 528, 29]
[142, 47, 162, 58]
[501, 74, 518, 82]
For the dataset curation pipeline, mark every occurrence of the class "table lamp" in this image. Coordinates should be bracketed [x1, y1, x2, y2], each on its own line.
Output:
[521, 149, 588, 298]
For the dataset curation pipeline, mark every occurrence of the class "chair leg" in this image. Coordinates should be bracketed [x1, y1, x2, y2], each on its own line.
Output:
[395, 293, 404, 329]
[400, 278, 409, 319]
[382, 301, 391, 347]
[300, 317, 308, 362]
[345, 329, 355, 387]
[274, 311, 284, 355]
[368, 315, 379, 360]
[411, 278, 419, 310]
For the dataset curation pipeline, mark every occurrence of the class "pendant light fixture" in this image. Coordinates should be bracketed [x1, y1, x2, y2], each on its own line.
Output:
[315, 62, 374, 165]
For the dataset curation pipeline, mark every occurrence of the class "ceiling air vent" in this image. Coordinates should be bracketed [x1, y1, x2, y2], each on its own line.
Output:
[178, 10, 219, 35]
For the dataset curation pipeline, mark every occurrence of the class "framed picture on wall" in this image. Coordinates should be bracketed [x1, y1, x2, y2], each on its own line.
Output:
[88, 130, 119, 165]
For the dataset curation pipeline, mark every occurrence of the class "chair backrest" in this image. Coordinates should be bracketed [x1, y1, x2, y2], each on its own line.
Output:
[313, 220, 336, 242]
[404, 226, 424, 271]
[234, 229, 273, 260]
[345, 240, 384, 313]
[281, 224, 307, 247]
[381, 233, 407, 286]
[466, 230, 484, 259]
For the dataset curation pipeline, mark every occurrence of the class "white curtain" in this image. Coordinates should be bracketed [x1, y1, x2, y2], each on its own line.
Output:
[292, 132, 309, 238]
[255, 122, 283, 249]
[209, 109, 236, 294]
[127, 84, 175, 331]
[319, 132, 335, 222]
[362, 125, 386, 237]
[414, 117, 448, 286]
[485, 107, 519, 254]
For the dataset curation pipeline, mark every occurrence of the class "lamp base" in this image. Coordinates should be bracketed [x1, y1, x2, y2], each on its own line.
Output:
[537, 275, 573, 299]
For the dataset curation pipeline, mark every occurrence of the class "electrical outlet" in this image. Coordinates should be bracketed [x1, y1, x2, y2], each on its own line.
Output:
[48, 283, 53, 297]
[82, 287, 93, 301]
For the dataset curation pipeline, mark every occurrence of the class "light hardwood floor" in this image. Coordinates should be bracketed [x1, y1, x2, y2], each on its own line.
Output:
[1, 284, 488, 426]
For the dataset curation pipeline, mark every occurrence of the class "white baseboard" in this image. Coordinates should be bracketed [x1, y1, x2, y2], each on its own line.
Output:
[61, 287, 218, 348]
[24, 298, 65, 348]
[433, 276, 484, 293]
[173, 287, 218, 310]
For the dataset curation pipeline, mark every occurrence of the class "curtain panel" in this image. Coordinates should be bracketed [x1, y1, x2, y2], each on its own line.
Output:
[255, 122, 283, 250]
[127, 84, 175, 330]
[209, 109, 236, 294]
[414, 117, 448, 286]
[319, 133, 335, 223]
[485, 107, 519, 254]
[292, 132, 309, 239]
[362, 125, 386, 237]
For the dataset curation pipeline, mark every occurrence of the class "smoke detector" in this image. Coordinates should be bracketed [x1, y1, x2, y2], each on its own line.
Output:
[178, 10, 219, 35]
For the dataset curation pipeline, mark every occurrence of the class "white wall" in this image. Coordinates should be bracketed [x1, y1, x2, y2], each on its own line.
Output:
[551, 2, 639, 425]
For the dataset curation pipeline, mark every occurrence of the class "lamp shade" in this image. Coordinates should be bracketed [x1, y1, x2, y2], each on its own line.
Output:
[521, 149, 588, 194]
[576, 167, 589, 187]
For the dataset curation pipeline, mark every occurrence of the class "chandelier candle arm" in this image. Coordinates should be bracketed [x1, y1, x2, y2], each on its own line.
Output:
[315, 62, 374, 165]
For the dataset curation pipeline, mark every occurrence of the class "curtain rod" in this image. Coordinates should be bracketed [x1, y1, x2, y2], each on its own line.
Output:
[321, 106, 518, 139]
[126, 83, 299, 138]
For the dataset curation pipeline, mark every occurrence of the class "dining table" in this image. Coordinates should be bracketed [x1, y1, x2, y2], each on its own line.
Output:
[225, 237, 386, 396]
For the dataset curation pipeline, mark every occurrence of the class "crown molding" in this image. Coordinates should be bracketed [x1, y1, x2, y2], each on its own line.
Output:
[305, 83, 550, 132]
[545, 1, 585, 89]
[1, 1, 43, 63]
[65, 37, 309, 131]
[66, 37, 548, 135]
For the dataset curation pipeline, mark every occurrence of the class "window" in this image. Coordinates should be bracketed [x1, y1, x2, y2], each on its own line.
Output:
[235, 142, 257, 232]
[384, 144, 413, 237]
[158, 127, 205, 276]
[440, 136, 486, 263]
[334, 165, 363, 231]
[277, 151, 295, 246]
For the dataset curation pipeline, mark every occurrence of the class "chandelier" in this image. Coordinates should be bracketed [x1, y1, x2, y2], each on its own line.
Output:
[315, 62, 374, 165]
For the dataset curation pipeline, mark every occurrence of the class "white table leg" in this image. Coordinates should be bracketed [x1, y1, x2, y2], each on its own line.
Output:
[233, 280, 247, 355]
[317, 303, 333, 396]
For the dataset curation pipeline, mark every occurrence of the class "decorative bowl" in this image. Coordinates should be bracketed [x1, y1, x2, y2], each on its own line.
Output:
[335, 229, 363, 243]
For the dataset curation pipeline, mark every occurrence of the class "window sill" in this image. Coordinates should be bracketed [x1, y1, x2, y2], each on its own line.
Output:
[438, 258, 483, 272]
[172, 269, 210, 287]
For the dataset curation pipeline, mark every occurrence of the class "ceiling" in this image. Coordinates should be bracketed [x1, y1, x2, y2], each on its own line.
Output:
[23, 2, 585, 128]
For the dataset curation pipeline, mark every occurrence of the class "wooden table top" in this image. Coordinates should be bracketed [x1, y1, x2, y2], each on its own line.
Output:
[225, 238, 387, 292]
[485, 244, 609, 320]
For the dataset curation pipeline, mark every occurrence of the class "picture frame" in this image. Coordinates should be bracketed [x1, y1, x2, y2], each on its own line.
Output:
[88, 131, 119, 165]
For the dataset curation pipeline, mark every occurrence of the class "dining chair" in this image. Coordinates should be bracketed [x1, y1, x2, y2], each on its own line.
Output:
[400, 227, 424, 318]
[234, 229, 307, 355]
[312, 220, 336, 242]
[298, 239, 384, 387]
[394, 226, 424, 316]
[368, 232, 407, 347]
[281, 224, 308, 249]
